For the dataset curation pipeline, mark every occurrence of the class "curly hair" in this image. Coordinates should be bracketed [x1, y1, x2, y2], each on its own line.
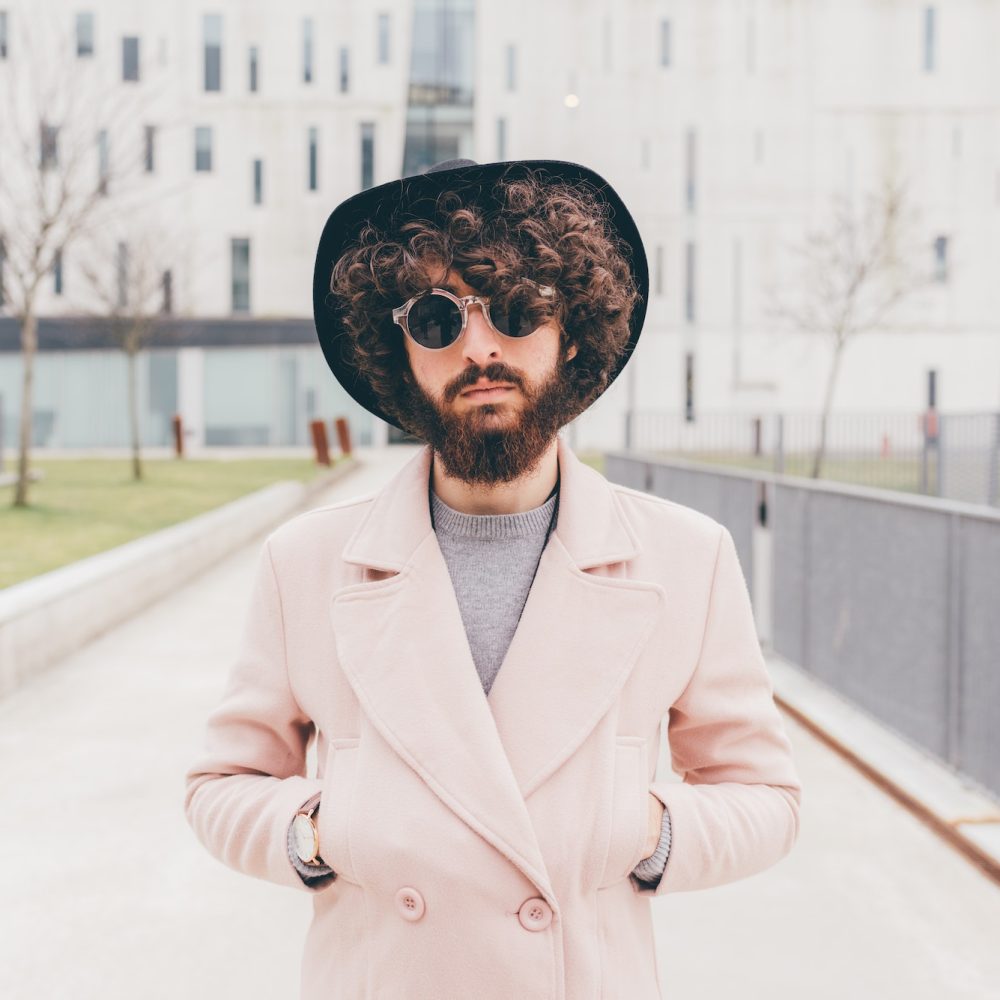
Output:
[327, 167, 640, 429]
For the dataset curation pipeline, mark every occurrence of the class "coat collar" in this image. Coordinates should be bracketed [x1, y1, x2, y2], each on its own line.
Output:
[329, 434, 665, 905]
[339, 433, 640, 572]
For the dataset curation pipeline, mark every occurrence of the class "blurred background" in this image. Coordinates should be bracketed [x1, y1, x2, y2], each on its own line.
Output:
[2, 2, 1000, 999]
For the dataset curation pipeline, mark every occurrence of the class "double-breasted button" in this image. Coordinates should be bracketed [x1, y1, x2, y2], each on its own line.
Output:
[395, 886, 425, 921]
[517, 896, 552, 931]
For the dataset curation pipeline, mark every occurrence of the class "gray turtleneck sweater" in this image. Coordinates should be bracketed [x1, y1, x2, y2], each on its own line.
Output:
[287, 479, 672, 888]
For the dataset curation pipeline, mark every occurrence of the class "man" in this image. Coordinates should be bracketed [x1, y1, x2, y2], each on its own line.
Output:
[184, 158, 802, 1000]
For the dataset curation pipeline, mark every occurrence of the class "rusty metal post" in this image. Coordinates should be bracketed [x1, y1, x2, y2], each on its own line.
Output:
[172, 414, 184, 458]
[334, 416, 352, 457]
[310, 419, 331, 466]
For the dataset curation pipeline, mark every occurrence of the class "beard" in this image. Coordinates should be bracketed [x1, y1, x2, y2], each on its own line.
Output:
[394, 353, 580, 487]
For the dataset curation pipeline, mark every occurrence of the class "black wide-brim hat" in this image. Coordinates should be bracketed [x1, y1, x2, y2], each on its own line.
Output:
[312, 158, 648, 432]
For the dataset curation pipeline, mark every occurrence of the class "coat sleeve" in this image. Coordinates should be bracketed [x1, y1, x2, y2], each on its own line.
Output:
[633, 524, 802, 897]
[183, 535, 330, 893]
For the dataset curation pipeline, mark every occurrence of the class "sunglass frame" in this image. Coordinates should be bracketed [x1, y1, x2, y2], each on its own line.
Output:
[391, 278, 557, 351]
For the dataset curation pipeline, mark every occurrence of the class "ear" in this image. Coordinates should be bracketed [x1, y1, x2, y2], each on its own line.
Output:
[565, 341, 579, 362]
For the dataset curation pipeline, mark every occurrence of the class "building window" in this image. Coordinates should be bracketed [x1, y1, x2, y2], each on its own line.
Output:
[684, 240, 696, 322]
[0, 11, 8, 60]
[203, 13, 222, 91]
[97, 128, 109, 195]
[161, 269, 172, 314]
[685, 126, 696, 212]
[116, 241, 129, 309]
[360, 121, 375, 189]
[303, 18, 313, 83]
[249, 45, 258, 92]
[194, 126, 212, 172]
[40, 123, 59, 170]
[308, 127, 318, 191]
[505, 43, 516, 90]
[253, 158, 263, 204]
[339, 45, 349, 92]
[53, 248, 64, 296]
[923, 6, 936, 72]
[144, 125, 156, 172]
[655, 246, 664, 296]
[231, 237, 250, 313]
[122, 36, 139, 81]
[376, 12, 390, 65]
[76, 12, 94, 57]
[659, 19, 670, 67]
[933, 235, 948, 282]
[497, 117, 507, 160]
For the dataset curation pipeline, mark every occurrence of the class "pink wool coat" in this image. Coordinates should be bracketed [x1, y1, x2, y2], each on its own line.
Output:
[184, 434, 802, 1000]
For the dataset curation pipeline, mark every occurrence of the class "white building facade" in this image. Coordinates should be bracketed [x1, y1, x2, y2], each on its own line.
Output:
[0, 0, 997, 452]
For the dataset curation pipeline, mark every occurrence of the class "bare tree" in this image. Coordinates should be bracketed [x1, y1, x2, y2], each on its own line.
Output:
[74, 216, 189, 481]
[763, 171, 940, 478]
[0, 5, 170, 506]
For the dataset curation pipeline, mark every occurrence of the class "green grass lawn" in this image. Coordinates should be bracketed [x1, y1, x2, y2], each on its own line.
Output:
[0, 456, 338, 589]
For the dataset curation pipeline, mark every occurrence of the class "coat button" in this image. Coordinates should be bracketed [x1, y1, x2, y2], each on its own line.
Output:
[395, 886, 425, 921]
[517, 896, 552, 931]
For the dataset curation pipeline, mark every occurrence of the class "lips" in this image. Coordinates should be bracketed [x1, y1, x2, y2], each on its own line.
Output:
[463, 386, 513, 399]
[463, 382, 514, 396]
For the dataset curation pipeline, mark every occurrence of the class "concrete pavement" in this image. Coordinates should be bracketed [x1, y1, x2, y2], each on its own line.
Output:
[1, 443, 999, 999]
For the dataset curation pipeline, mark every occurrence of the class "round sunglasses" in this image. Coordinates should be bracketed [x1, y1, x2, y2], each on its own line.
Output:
[391, 278, 558, 351]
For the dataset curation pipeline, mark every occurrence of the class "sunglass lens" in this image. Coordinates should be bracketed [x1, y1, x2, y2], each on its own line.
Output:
[406, 293, 462, 348]
[490, 285, 548, 339]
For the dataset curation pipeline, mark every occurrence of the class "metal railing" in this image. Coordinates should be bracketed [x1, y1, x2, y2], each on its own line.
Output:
[605, 449, 1000, 805]
[625, 410, 1000, 508]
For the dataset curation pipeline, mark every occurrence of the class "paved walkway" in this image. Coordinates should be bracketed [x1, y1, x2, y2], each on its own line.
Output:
[1, 444, 999, 999]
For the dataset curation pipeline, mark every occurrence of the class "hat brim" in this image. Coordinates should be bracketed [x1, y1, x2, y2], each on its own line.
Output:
[312, 159, 648, 432]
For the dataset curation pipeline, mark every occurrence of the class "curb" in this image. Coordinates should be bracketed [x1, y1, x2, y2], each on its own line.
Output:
[0, 455, 361, 700]
[767, 652, 1000, 887]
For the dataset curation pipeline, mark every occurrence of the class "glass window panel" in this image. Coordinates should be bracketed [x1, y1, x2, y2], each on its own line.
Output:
[122, 35, 139, 81]
[144, 125, 155, 172]
[923, 6, 936, 72]
[77, 12, 94, 57]
[308, 127, 318, 191]
[377, 12, 390, 64]
[231, 237, 250, 313]
[195, 126, 212, 171]
[339, 45, 349, 92]
[360, 122, 375, 189]
[659, 19, 670, 67]
[303, 17, 313, 82]
[204, 14, 222, 91]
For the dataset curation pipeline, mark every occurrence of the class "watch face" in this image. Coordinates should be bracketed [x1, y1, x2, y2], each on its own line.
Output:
[292, 813, 318, 863]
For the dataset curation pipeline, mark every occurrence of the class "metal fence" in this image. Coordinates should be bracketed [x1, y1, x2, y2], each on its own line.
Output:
[605, 450, 1000, 805]
[626, 410, 1000, 508]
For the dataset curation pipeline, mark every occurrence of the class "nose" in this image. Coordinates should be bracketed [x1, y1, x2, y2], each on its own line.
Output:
[460, 299, 504, 364]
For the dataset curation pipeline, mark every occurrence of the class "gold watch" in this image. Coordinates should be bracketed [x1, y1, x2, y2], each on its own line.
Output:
[291, 802, 326, 866]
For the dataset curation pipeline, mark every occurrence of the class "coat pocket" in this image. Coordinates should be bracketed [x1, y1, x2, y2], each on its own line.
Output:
[598, 736, 650, 889]
[316, 736, 361, 884]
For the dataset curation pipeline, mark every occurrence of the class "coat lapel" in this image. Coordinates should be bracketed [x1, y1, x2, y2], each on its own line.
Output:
[329, 434, 665, 901]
